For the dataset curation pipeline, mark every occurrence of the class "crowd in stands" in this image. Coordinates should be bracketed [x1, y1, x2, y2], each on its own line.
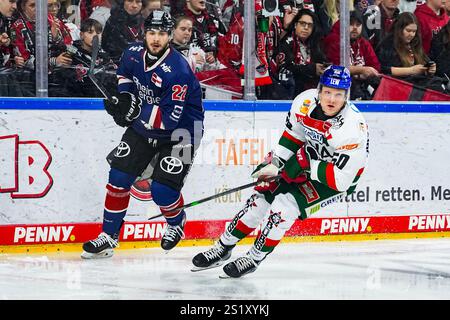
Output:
[0, 0, 449, 99]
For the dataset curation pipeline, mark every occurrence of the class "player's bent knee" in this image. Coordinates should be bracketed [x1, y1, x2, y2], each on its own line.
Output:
[108, 167, 137, 189]
[151, 180, 180, 206]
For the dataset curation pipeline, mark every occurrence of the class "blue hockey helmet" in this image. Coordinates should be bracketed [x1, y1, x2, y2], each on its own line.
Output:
[144, 10, 174, 33]
[319, 65, 352, 91]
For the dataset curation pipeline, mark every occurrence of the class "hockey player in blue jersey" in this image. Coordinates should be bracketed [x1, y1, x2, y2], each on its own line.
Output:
[81, 10, 204, 259]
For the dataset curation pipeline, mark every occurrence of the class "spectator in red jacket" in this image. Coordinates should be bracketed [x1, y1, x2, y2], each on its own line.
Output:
[216, 1, 243, 71]
[414, 0, 449, 54]
[324, 10, 381, 99]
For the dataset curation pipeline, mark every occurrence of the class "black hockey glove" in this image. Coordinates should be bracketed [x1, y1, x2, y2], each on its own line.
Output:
[103, 92, 142, 127]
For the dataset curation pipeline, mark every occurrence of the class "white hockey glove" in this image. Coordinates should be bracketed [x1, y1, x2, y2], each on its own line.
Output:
[251, 152, 284, 183]
[251, 163, 279, 181]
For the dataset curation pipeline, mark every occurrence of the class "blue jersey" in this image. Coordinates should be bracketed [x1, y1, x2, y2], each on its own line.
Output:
[116, 42, 204, 143]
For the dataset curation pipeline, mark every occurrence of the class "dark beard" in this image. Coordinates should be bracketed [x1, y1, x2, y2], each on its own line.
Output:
[145, 42, 169, 67]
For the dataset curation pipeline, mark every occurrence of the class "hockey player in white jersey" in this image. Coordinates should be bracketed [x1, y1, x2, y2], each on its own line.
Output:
[192, 65, 369, 278]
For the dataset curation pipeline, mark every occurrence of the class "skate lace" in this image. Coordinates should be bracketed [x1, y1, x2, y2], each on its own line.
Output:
[203, 243, 225, 261]
[91, 232, 119, 248]
[163, 225, 185, 241]
[235, 257, 257, 272]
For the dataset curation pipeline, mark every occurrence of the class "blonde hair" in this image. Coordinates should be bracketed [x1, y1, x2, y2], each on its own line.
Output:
[323, 0, 354, 25]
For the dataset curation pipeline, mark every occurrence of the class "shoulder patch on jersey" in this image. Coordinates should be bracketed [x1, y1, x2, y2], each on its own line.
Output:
[295, 99, 313, 122]
[128, 45, 144, 52]
[300, 99, 312, 115]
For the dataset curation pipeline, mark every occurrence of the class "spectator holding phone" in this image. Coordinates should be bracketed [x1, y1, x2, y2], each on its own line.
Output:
[376, 12, 437, 84]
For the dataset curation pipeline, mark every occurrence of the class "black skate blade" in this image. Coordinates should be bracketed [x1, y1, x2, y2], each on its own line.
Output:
[219, 272, 232, 279]
[191, 264, 222, 272]
[80, 249, 114, 259]
[191, 259, 230, 272]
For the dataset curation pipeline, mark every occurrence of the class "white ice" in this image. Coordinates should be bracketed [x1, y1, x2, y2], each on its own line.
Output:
[1, 238, 450, 300]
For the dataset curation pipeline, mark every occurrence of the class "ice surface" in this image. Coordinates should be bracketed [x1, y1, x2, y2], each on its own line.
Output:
[1, 238, 450, 300]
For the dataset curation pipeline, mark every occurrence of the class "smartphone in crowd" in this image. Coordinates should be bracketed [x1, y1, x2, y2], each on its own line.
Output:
[424, 61, 435, 68]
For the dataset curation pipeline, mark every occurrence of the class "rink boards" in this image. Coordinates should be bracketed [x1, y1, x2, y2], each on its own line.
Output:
[1, 98, 450, 252]
[2, 214, 450, 253]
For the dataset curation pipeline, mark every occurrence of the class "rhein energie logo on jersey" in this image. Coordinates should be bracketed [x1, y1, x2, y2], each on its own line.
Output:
[133, 76, 161, 105]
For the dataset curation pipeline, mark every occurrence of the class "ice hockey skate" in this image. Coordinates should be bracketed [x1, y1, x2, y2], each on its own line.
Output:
[219, 256, 260, 279]
[191, 240, 235, 272]
[161, 212, 186, 251]
[81, 232, 119, 259]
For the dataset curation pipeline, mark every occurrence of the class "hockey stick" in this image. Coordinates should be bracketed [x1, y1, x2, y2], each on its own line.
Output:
[88, 35, 118, 104]
[147, 175, 281, 221]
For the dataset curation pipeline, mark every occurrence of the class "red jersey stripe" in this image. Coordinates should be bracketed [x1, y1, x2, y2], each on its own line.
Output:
[282, 130, 304, 146]
[326, 163, 338, 191]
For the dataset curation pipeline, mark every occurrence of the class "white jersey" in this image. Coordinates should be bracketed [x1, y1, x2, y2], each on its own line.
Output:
[274, 89, 369, 192]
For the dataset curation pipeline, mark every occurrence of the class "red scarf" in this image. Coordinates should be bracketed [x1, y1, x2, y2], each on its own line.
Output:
[293, 33, 311, 65]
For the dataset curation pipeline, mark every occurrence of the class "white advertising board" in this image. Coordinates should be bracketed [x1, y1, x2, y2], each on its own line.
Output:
[1, 109, 449, 224]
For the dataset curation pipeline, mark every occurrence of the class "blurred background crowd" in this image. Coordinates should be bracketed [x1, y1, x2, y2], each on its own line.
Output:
[0, 0, 449, 100]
